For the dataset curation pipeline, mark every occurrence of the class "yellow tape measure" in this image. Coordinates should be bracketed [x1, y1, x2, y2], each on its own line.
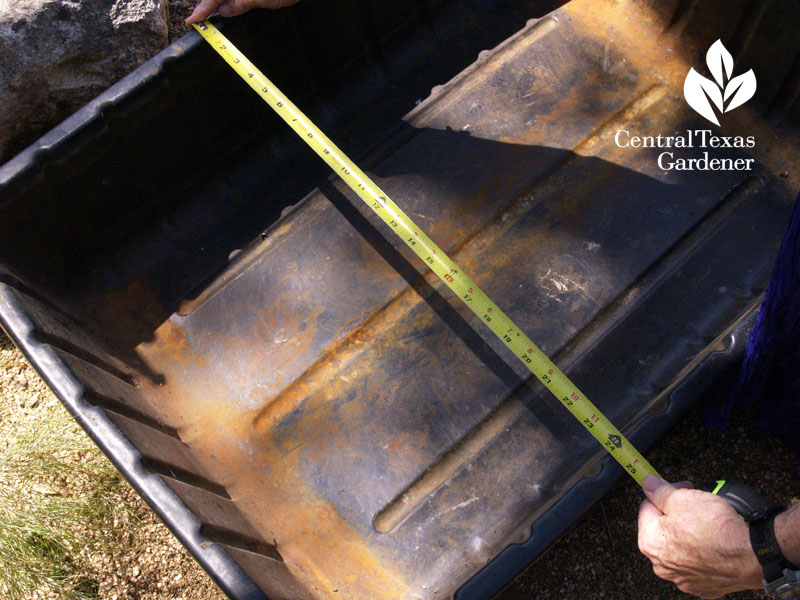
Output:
[193, 20, 659, 485]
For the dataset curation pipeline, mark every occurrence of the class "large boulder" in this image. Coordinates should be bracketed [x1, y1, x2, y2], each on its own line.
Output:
[0, 0, 169, 164]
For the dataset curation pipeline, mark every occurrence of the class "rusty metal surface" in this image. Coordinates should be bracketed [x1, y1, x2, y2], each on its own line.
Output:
[94, 0, 800, 598]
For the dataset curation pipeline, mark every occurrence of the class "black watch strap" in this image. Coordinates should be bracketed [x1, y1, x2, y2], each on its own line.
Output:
[750, 506, 794, 583]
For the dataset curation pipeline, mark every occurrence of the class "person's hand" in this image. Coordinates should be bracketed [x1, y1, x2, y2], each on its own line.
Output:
[186, 0, 301, 24]
[638, 476, 763, 598]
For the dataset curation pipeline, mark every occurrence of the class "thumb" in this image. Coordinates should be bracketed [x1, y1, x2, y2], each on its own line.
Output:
[642, 475, 680, 513]
[185, 0, 224, 23]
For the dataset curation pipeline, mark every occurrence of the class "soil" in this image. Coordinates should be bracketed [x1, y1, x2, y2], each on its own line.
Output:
[168, 0, 193, 43]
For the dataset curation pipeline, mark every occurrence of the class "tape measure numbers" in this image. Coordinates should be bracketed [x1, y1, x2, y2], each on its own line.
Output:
[193, 20, 660, 485]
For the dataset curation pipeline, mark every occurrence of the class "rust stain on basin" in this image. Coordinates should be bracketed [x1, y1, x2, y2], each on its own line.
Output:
[119, 0, 800, 597]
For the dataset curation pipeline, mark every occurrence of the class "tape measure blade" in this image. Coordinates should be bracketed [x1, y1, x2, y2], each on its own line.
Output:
[192, 20, 659, 486]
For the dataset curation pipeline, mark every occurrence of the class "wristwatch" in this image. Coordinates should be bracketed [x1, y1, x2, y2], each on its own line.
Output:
[749, 507, 800, 599]
[702, 481, 800, 599]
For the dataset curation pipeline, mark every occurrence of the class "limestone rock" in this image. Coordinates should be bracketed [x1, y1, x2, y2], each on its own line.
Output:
[0, 0, 169, 164]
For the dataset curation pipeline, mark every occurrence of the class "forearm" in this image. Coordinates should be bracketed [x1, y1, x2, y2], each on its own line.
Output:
[775, 501, 800, 567]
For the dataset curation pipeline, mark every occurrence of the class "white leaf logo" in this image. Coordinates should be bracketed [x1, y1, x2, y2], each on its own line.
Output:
[684, 68, 723, 125]
[725, 70, 757, 112]
[683, 39, 757, 126]
[706, 39, 733, 88]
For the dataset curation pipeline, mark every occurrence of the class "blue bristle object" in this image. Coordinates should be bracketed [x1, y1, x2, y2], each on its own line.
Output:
[704, 193, 800, 461]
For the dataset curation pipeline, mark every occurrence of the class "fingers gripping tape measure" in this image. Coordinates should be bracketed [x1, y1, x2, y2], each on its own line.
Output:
[193, 20, 660, 485]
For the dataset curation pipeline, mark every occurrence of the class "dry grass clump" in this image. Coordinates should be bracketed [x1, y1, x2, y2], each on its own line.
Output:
[0, 334, 140, 599]
[0, 333, 225, 600]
